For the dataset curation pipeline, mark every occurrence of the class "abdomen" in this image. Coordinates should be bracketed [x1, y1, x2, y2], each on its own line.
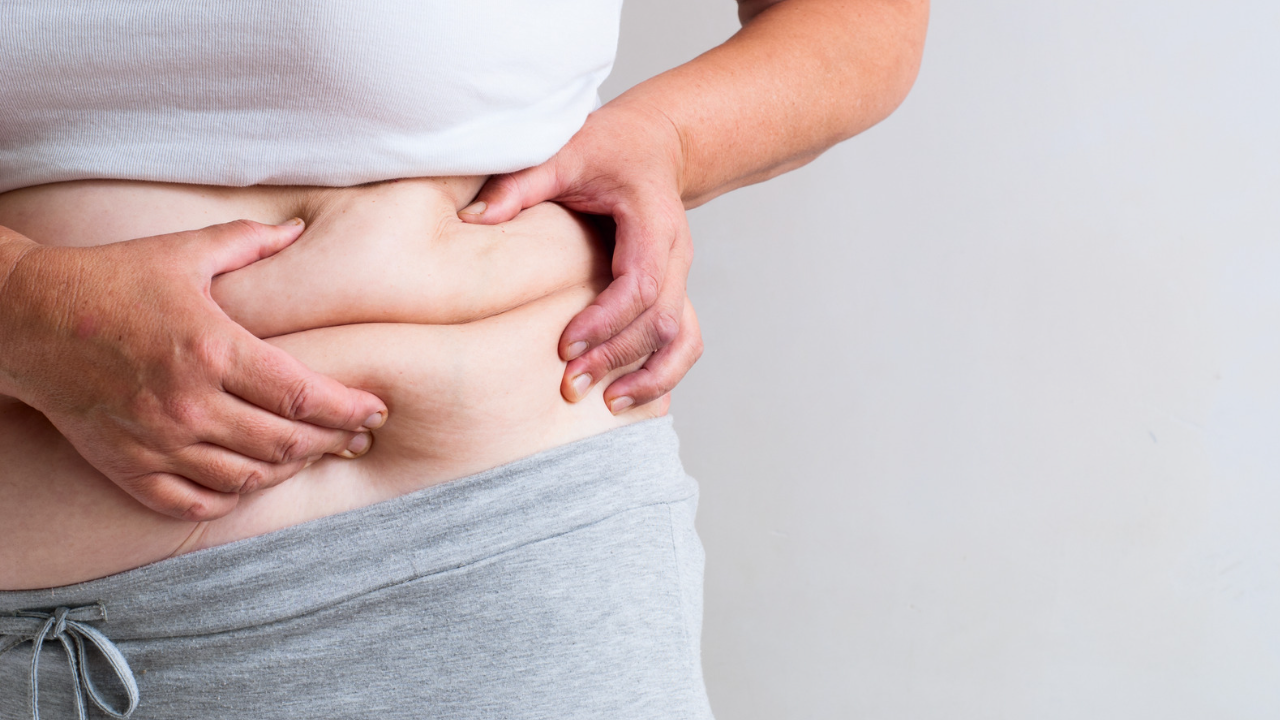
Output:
[0, 178, 662, 590]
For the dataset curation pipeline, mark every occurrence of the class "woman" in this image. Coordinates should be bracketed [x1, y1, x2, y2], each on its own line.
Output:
[0, 1, 927, 717]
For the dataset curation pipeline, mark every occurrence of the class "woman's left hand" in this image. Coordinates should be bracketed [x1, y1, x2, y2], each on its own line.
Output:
[459, 0, 930, 412]
[459, 97, 702, 414]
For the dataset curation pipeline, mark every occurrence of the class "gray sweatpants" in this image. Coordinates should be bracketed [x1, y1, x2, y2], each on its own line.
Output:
[0, 417, 713, 719]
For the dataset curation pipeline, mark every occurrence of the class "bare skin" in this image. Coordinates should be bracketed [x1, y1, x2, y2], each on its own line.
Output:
[0, 0, 927, 586]
[0, 0, 927, 515]
[0, 178, 667, 590]
[0, 214, 388, 520]
[463, 0, 930, 411]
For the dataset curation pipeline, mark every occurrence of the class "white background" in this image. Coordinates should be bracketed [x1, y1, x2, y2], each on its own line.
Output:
[603, 1, 1280, 717]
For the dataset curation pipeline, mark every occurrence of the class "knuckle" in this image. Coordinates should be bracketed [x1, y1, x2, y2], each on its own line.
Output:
[124, 475, 207, 520]
[114, 472, 154, 498]
[189, 334, 229, 373]
[594, 337, 642, 373]
[166, 397, 206, 430]
[181, 499, 224, 522]
[691, 335, 705, 363]
[271, 427, 311, 464]
[235, 466, 268, 495]
[579, 302, 622, 342]
[634, 271, 662, 308]
[545, 160, 573, 196]
[650, 308, 681, 347]
[206, 464, 243, 494]
[491, 174, 522, 197]
[136, 482, 177, 512]
[280, 376, 319, 420]
[628, 376, 667, 407]
[225, 218, 265, 237]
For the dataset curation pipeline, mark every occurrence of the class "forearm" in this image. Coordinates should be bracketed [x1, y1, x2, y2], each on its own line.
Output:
[453, 0, 927, 410]
[617, 0, 929, 208]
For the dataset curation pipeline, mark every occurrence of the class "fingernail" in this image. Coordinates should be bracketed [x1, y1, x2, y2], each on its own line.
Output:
[609, 396, 634, 414]
[282, 217, 304, 226]
[339, 433, 372, 459]
[566, 341, 589, 360]
[303, 456, 320, 469]
[570, 373, 592, 400]
[459, 201, 487, 216]
[362, 411, 387, 430]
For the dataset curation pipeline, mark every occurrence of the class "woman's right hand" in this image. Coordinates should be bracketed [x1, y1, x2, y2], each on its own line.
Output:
[0, 219, 388, 521]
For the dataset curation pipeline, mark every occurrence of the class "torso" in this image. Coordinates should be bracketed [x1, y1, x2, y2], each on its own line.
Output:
[0, 1, 624, 191]
[0, 178, 664, 590]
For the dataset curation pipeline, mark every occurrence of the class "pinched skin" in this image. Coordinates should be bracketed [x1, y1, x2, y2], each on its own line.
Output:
[0, 178, 664, 590]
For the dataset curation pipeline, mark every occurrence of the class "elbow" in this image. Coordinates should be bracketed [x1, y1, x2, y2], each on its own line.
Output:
[840, 0, 930, 143]
[738, 0, 784, 25]
[887, 0, 930, 114]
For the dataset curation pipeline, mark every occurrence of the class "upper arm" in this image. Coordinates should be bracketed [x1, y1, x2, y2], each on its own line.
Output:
[736, 0, 787, 25]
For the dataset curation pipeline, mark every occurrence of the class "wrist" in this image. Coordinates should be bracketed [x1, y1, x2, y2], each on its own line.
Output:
[597, 91, 690, 202]
[0, 229, 35, 288]
[0, 231, 45, 398]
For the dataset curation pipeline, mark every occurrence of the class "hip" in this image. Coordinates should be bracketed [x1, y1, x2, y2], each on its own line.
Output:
[0, 417, 712, 719]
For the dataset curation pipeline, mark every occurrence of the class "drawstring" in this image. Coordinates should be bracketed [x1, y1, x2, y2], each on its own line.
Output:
[0, 604, 139, 720]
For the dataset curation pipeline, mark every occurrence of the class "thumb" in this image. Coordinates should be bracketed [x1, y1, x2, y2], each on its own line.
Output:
[193, 218, 306, 277]
[459, 161, 564, 225]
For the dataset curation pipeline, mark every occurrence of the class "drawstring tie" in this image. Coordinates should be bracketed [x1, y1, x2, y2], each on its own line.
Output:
[0, 604, 139, 720]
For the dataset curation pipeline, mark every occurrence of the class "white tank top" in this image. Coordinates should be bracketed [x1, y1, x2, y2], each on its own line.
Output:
[0, 1, 624, 194]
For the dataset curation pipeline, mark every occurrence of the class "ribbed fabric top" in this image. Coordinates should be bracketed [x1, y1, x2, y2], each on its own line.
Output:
[0, 1, 624, 194]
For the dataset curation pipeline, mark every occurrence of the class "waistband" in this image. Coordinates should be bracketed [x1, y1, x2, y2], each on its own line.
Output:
[0, 416, 691, 641]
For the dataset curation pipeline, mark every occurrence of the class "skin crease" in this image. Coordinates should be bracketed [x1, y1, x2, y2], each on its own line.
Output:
[0, 0, 928, 517]
[0, 0, 928, 586]
[463, 0, 930, 412]
[0, 218, 389, 520]
[0, 179, 665, 590]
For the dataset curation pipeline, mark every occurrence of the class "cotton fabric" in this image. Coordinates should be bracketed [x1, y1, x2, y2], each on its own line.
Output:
[0, 418, 713, 719]
[0, 0, 623, 193]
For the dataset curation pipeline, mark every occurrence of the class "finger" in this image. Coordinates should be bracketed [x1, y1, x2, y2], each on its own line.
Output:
[558, 196, 688, 361]
[458, 161, 566, 225]
[116, 471, 241, 522]
[560, 217, 691, 401]
[561, 272, 686, 402]
[602, 300, 703, 413]
[203, 394, 370, 464]
[181, 218, 306, 278]
[223, 338, 388, 432]
[170, 443, 311, 495]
